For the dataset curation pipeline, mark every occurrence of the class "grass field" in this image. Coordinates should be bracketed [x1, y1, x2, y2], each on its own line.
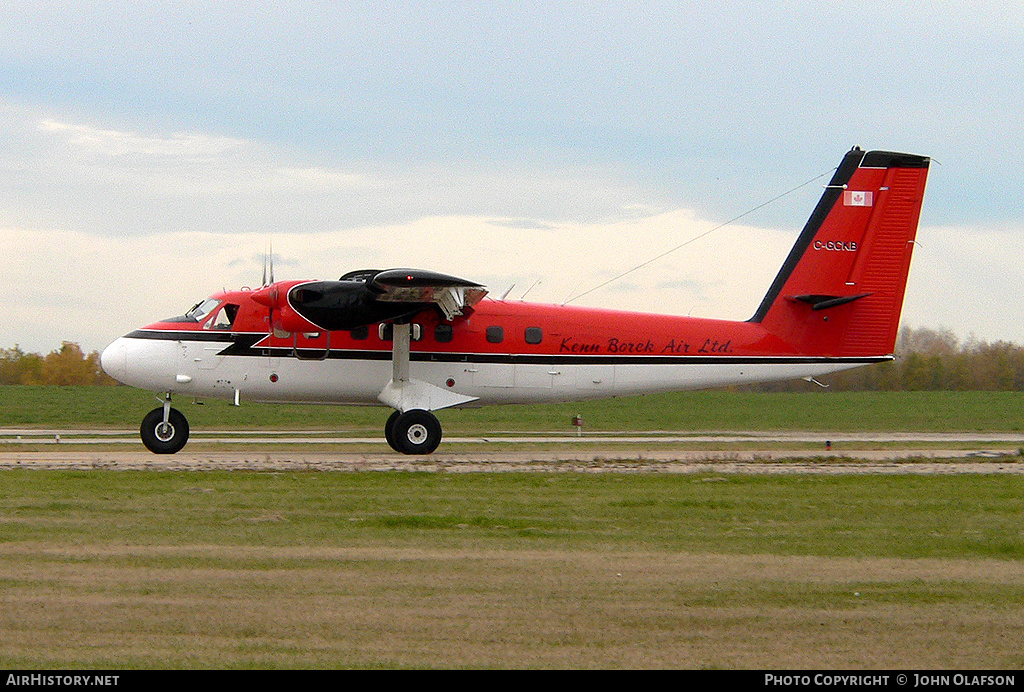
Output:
[1, 470, 1022, 668]
[4, 385, 1024, 433]
[2, 387, 1023, 668]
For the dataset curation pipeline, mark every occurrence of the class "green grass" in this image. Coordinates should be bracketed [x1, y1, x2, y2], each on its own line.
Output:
[4, 385, 1024, 432]
[2, 471, 1021, 559]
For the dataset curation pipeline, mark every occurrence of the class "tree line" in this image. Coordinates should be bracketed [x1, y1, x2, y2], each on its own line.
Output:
[746, 326, 1024, 392]
[0, 343, 115, 386]
[3, 327, 1024, 390]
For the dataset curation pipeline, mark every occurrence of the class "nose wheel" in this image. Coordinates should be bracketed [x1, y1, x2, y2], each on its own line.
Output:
[140, 405, 190, 454]
[384, 409, 442, 455]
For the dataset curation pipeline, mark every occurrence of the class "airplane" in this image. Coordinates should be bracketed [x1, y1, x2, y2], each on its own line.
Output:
[100, 147, 930, 455]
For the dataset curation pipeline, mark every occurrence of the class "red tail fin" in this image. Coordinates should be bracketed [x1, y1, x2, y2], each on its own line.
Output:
[752, 148, 930, 357]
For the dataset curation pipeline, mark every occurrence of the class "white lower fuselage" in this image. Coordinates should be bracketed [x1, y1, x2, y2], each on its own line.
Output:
[101, 332, 872, 408]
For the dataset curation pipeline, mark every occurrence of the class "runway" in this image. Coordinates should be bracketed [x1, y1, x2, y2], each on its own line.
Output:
[6, 428, 1024, 446]
[2, 446, 1024, 472]
[2, 432, 1024, 473]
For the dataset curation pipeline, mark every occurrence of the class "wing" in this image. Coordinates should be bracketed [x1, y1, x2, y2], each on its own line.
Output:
[366, 269, 488, 321]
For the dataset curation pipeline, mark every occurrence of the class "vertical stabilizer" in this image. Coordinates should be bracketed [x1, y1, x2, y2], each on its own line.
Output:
[752, 148, 930, 357]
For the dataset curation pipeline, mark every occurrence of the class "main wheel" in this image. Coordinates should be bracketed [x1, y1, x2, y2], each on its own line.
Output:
[391, 409, 442, 455]
[140, 407, 190, 454]
[384, 410, 402, 452]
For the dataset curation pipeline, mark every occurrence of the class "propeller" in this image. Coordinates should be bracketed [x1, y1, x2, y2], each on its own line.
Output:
[261, 241, 275, 287]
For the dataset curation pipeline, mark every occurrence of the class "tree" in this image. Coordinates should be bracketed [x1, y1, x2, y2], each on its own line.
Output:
[740, 326, 1024, 392]
[0, 342, 115, 385]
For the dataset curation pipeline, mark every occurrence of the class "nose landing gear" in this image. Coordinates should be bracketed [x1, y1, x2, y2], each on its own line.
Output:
[140, 395, 190, 454]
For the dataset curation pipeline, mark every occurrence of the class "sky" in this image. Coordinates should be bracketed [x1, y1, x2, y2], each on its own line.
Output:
[2, 1, 1023, 354]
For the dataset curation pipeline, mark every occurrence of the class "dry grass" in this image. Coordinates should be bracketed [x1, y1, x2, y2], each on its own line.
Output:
[2, 468, 1022, 669]
[1, 544, 1022, 669]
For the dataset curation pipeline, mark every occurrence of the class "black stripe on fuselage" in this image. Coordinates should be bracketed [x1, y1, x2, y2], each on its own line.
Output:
[125, 329, 242, 342]
[122, 330, 890, 366]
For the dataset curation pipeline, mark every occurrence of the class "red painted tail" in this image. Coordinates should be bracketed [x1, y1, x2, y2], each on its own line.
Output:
[751, 148, 930, 357]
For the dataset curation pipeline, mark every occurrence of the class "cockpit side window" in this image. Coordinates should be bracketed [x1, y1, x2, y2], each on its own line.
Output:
[206, 303, 240, 330]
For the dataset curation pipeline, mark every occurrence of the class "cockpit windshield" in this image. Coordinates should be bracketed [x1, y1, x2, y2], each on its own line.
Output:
[184, 298, 221, 323]
[160, 297, 232, 325]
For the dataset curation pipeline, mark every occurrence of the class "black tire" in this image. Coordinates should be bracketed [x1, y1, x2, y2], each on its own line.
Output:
[140, 407, 190, 454]
[392, 409, 442, 455]
[384, 410, 402, 452]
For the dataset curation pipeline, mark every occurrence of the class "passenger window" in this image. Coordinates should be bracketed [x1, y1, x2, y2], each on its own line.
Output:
[486, 326, 504, 344]
[435, 324, 453, 343]
[525, 327, 542, 344]
[377, 323, 423, 341]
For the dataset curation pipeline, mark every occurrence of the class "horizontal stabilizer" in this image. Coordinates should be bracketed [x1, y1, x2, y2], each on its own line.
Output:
[791, 293, 871, 311]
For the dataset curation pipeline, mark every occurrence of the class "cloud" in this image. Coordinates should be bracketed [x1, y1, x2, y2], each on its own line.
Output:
[0, 209, 796, 354]
[487, 219, 556, 231]
[7, 1, 1021, 227]
[1, 105, 678, 239]
[37, 119, 243, 160]
[901, 224, 1024, 343]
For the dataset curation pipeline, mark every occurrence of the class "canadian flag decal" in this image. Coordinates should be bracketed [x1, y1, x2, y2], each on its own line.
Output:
[844, 190, 873, 207]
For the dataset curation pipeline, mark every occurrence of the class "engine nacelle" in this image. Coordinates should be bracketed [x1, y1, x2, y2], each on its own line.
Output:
[274, 301, 322, 335]
[250, 281, 323, 334]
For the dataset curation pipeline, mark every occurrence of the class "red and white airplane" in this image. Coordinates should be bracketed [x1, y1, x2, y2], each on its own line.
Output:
[101, 147, 930, 455]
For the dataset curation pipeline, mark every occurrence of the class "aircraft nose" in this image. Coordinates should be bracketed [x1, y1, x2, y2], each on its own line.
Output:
[100, 339, 128, 383]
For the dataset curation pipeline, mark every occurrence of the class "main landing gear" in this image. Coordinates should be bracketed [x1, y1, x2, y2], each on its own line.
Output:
[140, 395, 190, 454]
[377, 321, 460, 455]
[384, 409, 442, 455]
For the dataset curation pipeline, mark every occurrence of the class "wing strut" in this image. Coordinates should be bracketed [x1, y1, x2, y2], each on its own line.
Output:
[392, 322, 411, 385]
[376, 322, 478, 412]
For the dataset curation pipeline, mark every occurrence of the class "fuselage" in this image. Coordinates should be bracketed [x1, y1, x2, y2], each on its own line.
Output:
[101, 287, 880, 408]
